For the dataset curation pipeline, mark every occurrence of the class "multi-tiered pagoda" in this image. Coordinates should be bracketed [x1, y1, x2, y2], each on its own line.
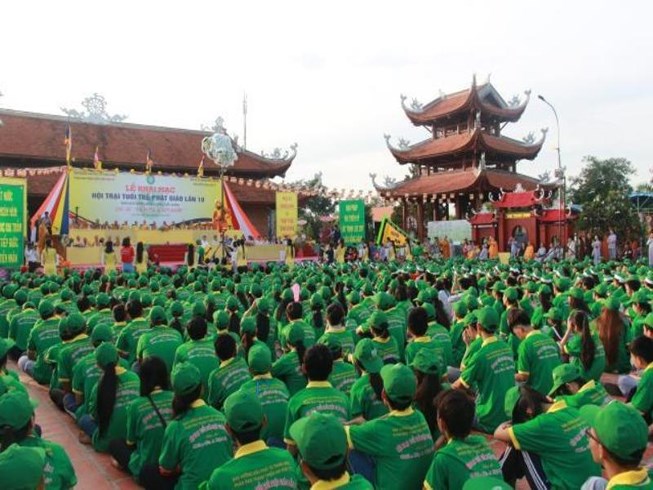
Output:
[374, 76, 551, 240]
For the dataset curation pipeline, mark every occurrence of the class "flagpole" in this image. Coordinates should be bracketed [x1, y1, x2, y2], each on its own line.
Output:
[243, 93, 248, 151]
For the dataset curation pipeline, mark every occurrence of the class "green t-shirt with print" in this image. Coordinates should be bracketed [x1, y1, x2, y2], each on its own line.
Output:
[87, 309, 114, 334]
[89, 369, 141, 452]
[631, 364, 653, 417]
[385, 306, 408, 362]
[116, 318, 151, 364]
[460, 336, 482, 370]
[460, 336, 515, 433]
[9, 308, 39, 351]
[0, 298, 17, 338]
[349, 373, 388, 421]
[318, 328, 357, 358]
[279, 320, 315, 350]
[347, 408, 434, 490]
[561, 380, 610, 409]
[329, 359, 357, 395]
[239, 375, 290, 441]
[126, 389, 175, 477]
[58, 334, 94, 385]
[424, 435, 502, 490]
[20, 435, 77, 490]
[427, 322, 454, 367]
[199, 441, 297, 490]
[207, 357, 251, 409]
[450, 320, 466, 367]
[517, 331, 561, 395]
[174, 338, 219, 396]
[509, 400, 601, 490]
[371, 336, 400, 364]
[159, 401, 233, 490]
[283, 381, 350, 443]
[565, 333, 606, 382]
[271, 351, 307, 396]
[137, 327, 183, 373]
[27, 317, 61, 384]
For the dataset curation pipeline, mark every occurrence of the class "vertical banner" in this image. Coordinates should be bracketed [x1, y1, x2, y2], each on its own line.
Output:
[339, 199, 366, 245]
[0, 177, 27, 269]
[275, 192, 298, 239]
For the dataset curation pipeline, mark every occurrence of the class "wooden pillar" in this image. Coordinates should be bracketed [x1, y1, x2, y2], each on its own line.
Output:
[402, 199, 407, 231]
[417, 200, 424, 241]
[497, 210, 506, 252]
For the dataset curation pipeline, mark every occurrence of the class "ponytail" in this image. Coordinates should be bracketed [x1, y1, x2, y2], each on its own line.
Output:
[368, 372, 384, 401]
[97, 363, 118, 436]
[172, 385, 202, 418]
[414, 371, 443, 435]
[294, 340, 306, 366]
[312, 308, 324, 333]
[574, 310, 596, 371]
[228, 311, 240, 334]
[241, 331, 255, 357]
[256, 313, 270, 342]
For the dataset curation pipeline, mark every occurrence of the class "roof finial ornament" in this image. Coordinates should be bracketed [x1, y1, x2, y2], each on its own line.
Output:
[486, 73, 492, 84]
[472, 73, 477, 88]
[479, 152, 486, 171]
[383, 133, 394, 149]
[514, 183, 525, 193]
[474, 110, 481, 130]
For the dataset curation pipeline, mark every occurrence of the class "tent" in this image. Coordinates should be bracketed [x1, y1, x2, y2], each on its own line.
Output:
[629, 192, 653, 214]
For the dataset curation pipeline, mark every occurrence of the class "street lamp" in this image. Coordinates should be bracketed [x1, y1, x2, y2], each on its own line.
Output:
[538, 94, 566, 257]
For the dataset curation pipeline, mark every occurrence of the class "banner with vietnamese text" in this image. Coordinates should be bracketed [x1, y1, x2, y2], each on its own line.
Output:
[275, 192, 298, 238]
[376, 218, 409, 247]
[339, 199, 366, 245]
[0, 177, 27, 268]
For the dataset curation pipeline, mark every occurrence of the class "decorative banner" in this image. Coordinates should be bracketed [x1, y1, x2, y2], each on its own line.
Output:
[275, 191, 298, 239]
[68, 170, 221, 227]
[376, 218, 409, 246]
[427, 219, 471, 243]
[339, 199, 366, 245]
[0, 177, 27, 269]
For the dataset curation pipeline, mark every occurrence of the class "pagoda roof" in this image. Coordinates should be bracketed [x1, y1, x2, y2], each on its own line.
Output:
[469, 212, 496, 226]
[373, 168, 545, 198]
[0, 108, 294, 178]
[401, 79, 531, 126]
[490, 188, 550, 208]
[387, 128, 546, 165]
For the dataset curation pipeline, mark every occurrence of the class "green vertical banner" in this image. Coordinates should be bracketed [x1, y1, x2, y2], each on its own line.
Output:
[339, 199, 366, 245]
[0, 178, 27, 269]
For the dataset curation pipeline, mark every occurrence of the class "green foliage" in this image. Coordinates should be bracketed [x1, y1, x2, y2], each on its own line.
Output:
[288, 172, 335, 240]
[569, 156, 642, 242]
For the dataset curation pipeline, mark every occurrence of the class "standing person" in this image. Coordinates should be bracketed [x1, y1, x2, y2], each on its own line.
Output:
[120, 238, 135, 273]
[607, 229, 617, 260]
[24, 243, 40, 272]
[591, 236, 602, 265]
[41, 238, 58, 276]
[135, 242, 149, 274]
[102, 240, 118, 273]
[647, 231, 653, 267]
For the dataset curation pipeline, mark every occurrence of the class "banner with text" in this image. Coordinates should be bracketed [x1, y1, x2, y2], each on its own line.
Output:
[339, 199, 366, 245]
[0, 178, 27, 268]
[275, 192, 298, 238]
[376, 218, 409, 247]
[69, 171, 221, 227]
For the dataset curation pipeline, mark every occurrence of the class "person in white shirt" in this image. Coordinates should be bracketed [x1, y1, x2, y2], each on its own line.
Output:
[607, 229, 617, 260]
[24, 243, 40, 272]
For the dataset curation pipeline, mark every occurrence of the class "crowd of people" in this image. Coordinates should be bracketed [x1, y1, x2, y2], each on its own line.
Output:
[1, 253, 653, 489]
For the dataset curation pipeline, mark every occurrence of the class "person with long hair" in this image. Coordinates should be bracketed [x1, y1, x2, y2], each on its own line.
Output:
[560, 309, 606, 382]
[596, 298, 631, 373]
[41, 237, 58, 276]
[140, 363, 232, 490]
[349, 338, 388, 422]
[308, 293, 326, 339]
[207, 333, 251, 410]
[568, 287, 591, 315]
[135, 242, 149, 274]
[410, 348, 446, 439]
[271, 322, 308, 395]
[321, 336, 357, 395]
[369, 311, 400, 364]
[101, 240, 118, 273]
[225, 296, 241, 335]
[251, 298, 277, 357]
[120, 237, 135, 274]
[531, 284, 553, 329]
[108, 356, 173, 481]
[78, 343, 140, 452]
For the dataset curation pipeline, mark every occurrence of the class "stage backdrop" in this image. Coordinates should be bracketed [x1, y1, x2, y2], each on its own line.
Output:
[339, 199, 366, 245]
[69, 170, 221, 227]
[0, 177, 27, 269]
[275, 191, 297, 239]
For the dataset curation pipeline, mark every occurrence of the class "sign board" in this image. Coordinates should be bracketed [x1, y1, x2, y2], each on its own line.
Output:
[427, 219, 471, 243]
[339, 199, 366, 245]
[275, 192, 298, 238]
[0, 177, 27, 269]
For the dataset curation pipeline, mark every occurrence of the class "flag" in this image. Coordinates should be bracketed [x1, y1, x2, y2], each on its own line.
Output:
[145, 149, 153, 173]
[375, 218, 409, 247]
[198, 155, 205, 177]
[93, 146, 102, 170]
[64, 124, 72, 167]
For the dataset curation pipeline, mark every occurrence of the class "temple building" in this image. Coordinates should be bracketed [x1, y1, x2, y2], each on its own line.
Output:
[0, 108, 296, 237]
[374, 76, 552, 241]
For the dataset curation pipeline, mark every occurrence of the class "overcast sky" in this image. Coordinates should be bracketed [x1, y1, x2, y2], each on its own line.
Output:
[2, 0, 651, 192]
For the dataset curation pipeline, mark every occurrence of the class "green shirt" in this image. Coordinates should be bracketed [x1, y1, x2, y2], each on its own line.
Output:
[239, 374, 290, 441]
[405, 338, 443, 367]
[319, 328, 357, 358]
[565, 333, 606, 382]
[207, 357, 251, 409]
[309, 474, 373, 489]
[604, 468, 653, 489]
[385, 306, 408, 362]
[449, 320, 466, 367]
[116, 318, 151, 364]
[508, 400, 601, 490]
[87, 309, 114, 334]
[517, 331, 561, 395]
[280, 319, 315, 349]
[271, 351, 307, 396]
[427, 322, 454, 367]
[460, 336, 482, 370]
[561, 380, 610, 409]
[199, 440, 297, 490]
[0, 298, 17, 337]
[9, 308, 39, 351]
[371, 336, 400, 364]
[174, 338, 219, 396]
[284, 381, 350, 443]
[329, 359, 357, 395]
[349, 373, 388, 421]
[27, 317, 61, 384]
[58, 334, 94, 385]
[159, 400, 233, 490]
[89, 368, 141, 452]
[137, 326, 183, 372]
[424, 435, 502, 490]
[20, 435, 77, 490]
[460, 336, 515, 432]
[605, 326, 631, 374]
[631, 364, 653, 416]
[347, 407, 434, 490]
[126, 389, 175, 477]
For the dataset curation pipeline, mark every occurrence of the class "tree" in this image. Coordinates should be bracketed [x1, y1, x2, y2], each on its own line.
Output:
[288, 172, 335, 241]
[569, 156, 641, 243]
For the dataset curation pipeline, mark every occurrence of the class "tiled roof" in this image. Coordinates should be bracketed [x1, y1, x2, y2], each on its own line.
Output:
[491, 190, 545, 208]
[0, 109, 293, 178]
[469, 212, 496, 225]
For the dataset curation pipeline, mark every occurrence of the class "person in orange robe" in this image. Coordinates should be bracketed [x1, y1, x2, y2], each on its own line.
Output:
[439, 237, 450, 259]
[488, 236, 499, 259]
[523, 242, 535, 261]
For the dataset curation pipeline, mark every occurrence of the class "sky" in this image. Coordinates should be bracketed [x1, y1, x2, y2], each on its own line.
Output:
[1, 0, 652, 193]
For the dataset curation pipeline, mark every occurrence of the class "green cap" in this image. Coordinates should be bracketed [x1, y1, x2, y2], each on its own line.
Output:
[240, 317, 256, 335]
[286, 322, 305, 345]
[554, 276, 571, 292]
[476, 306, 499, 332]
[226, 296, 240, 311]
[504, 386, 521, 418]
[214, 310, 230, 330]
[353, 338, 383, 374]
[224, 391, 264, 432]
[453, 301, 468, 317]
[67, 313, 86, 334]
[421, 303, 436, 321]
[462, 476, 512, 490]
[504, 287, 518, 302]
[380, 363, 416, 403]
[95, 342, 119, 368]
[374, 292, 394, 311]
[96, 293, 111, 308]
[491, 282, 506, 293]
[256, 298, 271, 315]
[594, 283, 608, 297]
[91, 323, 114, 343]
[170, 301, 184, 317]
[581, 401, 649, 462]
[248, 345, 272, 374]
[347, 291, 361, 305]
[249, 283, 263, 298]
[602, 296, 621, 311]
[38, 300, 54, 318]
[319, 335, 343, 356]
[539, 284, 552, 295]
[192, 301, 207, 318]
[549, 364, 581, 396]
[289, 413, 347, 470]
[0, 338, 16, 359]
[310, 293, 324, 309]
[172, 363, 202, 395]
[0, 391, 38, 429]
[149, 305, 167, 324]
[0, 444, 46, 490]
[544, 308, 562, 322]
[644, 312, 653, 329]
[569, 287, 584, 300]
[464, 312, 478, 327]
[369, 311, 389, 331]
[408, 348, 441, 376]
